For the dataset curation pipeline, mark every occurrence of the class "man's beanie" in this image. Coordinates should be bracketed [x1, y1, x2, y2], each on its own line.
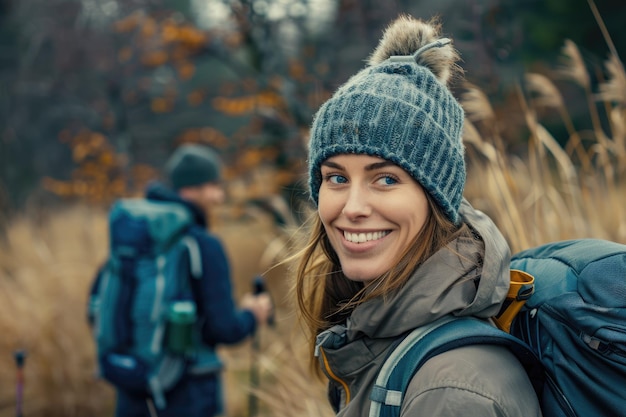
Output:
[166, 144, 222, 190]
[308, 16, 466, 224]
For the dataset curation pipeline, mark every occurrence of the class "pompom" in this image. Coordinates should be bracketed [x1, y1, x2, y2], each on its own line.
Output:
[367, 15, 461, 85]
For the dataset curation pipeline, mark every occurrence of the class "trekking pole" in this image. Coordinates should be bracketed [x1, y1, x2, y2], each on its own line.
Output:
[249, 275, 274, 417]
[14, 350, 26, 417]
[145, 398, 159, 417]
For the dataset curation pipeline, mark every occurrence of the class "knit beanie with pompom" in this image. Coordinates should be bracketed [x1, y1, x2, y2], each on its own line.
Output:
[308, 15, 466, 224]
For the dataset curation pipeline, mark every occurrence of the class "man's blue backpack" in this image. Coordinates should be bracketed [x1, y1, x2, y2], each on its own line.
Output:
[90, 199, 204, 409]
[370, 239, 626, 417]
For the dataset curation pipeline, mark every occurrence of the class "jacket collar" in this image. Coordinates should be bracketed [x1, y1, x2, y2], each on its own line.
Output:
[144, 181, 208, 228]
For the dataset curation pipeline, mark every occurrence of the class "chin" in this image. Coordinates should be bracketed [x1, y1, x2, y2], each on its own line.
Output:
[342, 268, 379, 283]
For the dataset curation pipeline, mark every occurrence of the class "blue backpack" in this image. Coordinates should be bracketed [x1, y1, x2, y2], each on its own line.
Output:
[370, 239, 626, 417]
[90, 199, 204, 409]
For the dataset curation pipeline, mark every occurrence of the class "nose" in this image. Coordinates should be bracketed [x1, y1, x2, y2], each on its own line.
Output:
[341, 185, 372, 220]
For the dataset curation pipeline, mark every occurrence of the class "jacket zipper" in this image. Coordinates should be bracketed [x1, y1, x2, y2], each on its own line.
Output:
[319, 347, 351, 405]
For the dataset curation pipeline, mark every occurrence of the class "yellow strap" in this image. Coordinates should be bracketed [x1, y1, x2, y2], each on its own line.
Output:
[493, 269, 535, 333]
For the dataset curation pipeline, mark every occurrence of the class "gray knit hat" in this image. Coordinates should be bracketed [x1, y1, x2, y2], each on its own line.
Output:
[166, 144, 222, 190]
[308, 16, 466, 224]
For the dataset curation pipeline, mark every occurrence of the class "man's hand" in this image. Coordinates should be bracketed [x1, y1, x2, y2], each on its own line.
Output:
[241, 292, 273, 326]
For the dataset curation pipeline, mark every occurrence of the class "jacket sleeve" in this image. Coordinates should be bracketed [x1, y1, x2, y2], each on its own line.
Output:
[399, 345, 542, 417]
[192, 230, 256, 345]
[401, 386, 510, 417]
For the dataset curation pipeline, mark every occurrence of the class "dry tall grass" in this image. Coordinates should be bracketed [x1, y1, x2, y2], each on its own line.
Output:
[0, 207, 114, 417]
[1, 35, 625, 417]
[462, 35, 626, 250]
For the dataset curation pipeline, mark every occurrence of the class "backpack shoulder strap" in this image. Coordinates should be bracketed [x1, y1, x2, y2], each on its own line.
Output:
[369, 316, 543, 417]
[145, 233, 204, 410]
[180, 234, 202, 280]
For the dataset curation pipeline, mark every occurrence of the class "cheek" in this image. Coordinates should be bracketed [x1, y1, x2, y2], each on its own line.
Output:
[202, 187, 223, 204]
[384, 191, 429, 239]
[317, 188, 341, 227]
[409, 213, 428, 241]
[211, 189, 222, 202]
[407, 200, 429, 237]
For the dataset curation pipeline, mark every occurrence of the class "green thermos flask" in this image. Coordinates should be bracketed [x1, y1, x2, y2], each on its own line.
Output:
[167, 300, 197, 354]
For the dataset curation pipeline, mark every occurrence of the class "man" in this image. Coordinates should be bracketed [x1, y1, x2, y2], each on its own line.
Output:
[89, 143, 273, 416]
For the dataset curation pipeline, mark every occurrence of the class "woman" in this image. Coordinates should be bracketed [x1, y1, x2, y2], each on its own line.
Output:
[294, 15, 541, 417]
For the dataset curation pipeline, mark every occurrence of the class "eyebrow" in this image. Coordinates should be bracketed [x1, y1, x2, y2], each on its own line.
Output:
[321, 159, 395, 171]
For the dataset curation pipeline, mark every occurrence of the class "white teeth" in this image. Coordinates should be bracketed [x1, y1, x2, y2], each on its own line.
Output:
[344, 230, 388, 243]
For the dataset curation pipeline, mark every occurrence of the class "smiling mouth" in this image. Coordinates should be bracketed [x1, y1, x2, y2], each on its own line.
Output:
[343, 230, 390, 243]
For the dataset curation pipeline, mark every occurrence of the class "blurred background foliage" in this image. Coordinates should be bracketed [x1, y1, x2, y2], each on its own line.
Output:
[0, 0, 624, 217]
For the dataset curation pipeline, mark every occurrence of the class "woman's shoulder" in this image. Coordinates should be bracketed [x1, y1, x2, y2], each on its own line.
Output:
[400, 344, 541, 417]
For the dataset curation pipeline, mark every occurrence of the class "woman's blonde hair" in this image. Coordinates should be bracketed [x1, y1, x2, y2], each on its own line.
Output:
[293, 192, 469, 375]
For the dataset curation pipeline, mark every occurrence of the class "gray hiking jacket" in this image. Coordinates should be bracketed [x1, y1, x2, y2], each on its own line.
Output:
[315, 200, 542, 417]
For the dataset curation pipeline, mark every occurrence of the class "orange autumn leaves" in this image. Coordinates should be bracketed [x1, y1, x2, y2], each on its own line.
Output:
[43, 130, 156, 203]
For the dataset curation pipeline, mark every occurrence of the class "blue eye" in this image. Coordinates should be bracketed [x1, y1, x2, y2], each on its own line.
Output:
[327, 174, 347, 184]
[378, 175, 398, 185]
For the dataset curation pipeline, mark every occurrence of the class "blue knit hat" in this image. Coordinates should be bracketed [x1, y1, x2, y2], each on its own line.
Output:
[166, 144, 222, 190]
[308, 16, 466, 224]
